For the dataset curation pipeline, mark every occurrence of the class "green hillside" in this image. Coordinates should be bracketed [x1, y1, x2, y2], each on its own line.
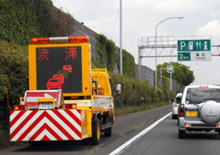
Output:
[0, 0, 74, 45]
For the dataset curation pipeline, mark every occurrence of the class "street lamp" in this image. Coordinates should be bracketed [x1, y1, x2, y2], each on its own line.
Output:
[155, 16, 184, 92]
[119, 0, 122, 75]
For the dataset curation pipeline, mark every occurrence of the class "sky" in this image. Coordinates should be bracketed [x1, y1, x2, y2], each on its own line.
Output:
[51, 0, 220, 85]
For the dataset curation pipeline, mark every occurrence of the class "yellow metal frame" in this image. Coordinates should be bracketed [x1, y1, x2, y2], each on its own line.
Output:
[28, 43, 91, 96]
[91, 68, 111, 96]
[81, 109, 92, 139]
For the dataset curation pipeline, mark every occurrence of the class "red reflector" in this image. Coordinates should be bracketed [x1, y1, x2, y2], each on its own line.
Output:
[14, 105, 28, 110]
[19, 105, 25, 110]
[64, 104, 77, 109]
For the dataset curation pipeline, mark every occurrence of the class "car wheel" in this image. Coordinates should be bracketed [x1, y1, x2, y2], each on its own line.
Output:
[178, 129, 185, 139]
[172, 115, 175, 119]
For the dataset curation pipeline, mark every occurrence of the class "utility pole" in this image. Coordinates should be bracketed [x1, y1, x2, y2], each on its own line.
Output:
[120, 0, 123, 75]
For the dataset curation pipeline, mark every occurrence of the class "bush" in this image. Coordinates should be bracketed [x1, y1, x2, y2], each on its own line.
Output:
[0, 40, 28, 105]
[109, 72, 161, 108]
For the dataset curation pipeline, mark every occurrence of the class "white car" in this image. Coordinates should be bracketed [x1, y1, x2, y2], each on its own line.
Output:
[178, 85, 220, 138]
[172, 93, 182, 119]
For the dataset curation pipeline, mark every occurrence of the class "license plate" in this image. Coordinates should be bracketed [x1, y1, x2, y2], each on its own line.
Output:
[39, 103, 53, 110]
[186, 111, 198, 117]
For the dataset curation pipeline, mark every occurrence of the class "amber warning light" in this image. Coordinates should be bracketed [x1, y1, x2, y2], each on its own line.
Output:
[31, 36, 89, 44]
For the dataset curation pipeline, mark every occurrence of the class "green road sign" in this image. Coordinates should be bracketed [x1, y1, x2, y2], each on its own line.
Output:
[177, 40, 211, 52]
[178, 53, 190, 61]
[167, 65, 174, 73]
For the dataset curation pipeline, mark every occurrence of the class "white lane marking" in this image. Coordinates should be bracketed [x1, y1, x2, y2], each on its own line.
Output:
[109, 112, 171, 155]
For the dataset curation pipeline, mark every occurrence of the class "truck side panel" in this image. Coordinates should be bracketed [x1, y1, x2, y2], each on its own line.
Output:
[81, 109, 92, 139]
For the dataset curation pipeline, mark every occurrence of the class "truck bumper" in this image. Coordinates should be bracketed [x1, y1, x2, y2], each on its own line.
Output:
[10, 109, 92, 142]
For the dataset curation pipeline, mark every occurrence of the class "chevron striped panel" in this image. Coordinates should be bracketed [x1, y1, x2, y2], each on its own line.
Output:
[10, 109, 82, 141]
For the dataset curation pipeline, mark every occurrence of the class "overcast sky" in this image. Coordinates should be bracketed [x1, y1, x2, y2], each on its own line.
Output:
[51, 0, 220, 85]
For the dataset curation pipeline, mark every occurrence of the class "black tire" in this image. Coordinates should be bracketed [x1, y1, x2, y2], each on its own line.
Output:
[91, 117, 101, 145]
[172, 115, 175, 119]
[104, 127, 112, 137]
[178, 129, 185, 139]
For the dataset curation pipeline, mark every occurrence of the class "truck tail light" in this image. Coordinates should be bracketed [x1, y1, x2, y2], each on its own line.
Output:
[179, 104, 185, 116]
[14, 105, 29, 110]
[63, 104, 77, 109]
[31, 36, 89, 44]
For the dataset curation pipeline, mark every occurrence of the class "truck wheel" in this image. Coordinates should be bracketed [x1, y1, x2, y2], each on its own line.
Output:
[104, 127, 112, 137]
[92, 117, 101, 145]
[178, 129, 185, 139]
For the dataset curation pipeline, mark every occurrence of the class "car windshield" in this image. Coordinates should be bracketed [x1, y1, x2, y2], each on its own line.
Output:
[186, 88, 220, 104]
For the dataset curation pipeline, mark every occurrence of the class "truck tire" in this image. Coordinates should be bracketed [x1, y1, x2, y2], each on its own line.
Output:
[178, 129, 185, 139]
[104, 127, 112, 137]
[92, 117, 101, 145]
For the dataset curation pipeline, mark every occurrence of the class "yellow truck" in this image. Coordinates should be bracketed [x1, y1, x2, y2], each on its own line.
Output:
[10, 36, 120, 145]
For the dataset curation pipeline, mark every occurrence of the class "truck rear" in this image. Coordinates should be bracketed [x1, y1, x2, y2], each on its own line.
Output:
[10, 36, 117, 145]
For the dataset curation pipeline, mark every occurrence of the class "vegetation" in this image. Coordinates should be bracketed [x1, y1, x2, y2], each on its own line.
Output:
[122, 49, 136, 78]
[94, 33, 136, 78]
[157, 62, 194, 87]
[109, 72, 174, 109]
[0, 40, 28, 105]
[115, 101, 171, 116]
[94, 34, 118, 71]
[0, 0, 74, 45]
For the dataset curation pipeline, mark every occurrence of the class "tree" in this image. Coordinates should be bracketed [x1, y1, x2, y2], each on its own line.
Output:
[157, 62, 194, 86]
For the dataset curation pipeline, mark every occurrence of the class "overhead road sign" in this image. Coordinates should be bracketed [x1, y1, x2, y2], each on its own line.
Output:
[177, 39, 211, 61]
[178, 40, 211, 52]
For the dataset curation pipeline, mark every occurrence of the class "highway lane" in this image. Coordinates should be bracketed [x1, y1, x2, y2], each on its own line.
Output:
[120, 114, 220, 155]
[1, 105, 171, 155]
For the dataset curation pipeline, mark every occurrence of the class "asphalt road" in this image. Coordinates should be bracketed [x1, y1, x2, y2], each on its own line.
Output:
[0, 104, 183, 155]
[121, 112, 220, 155]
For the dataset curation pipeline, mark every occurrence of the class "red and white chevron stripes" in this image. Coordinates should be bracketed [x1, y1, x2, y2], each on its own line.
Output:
[10, 109, 82, 141]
